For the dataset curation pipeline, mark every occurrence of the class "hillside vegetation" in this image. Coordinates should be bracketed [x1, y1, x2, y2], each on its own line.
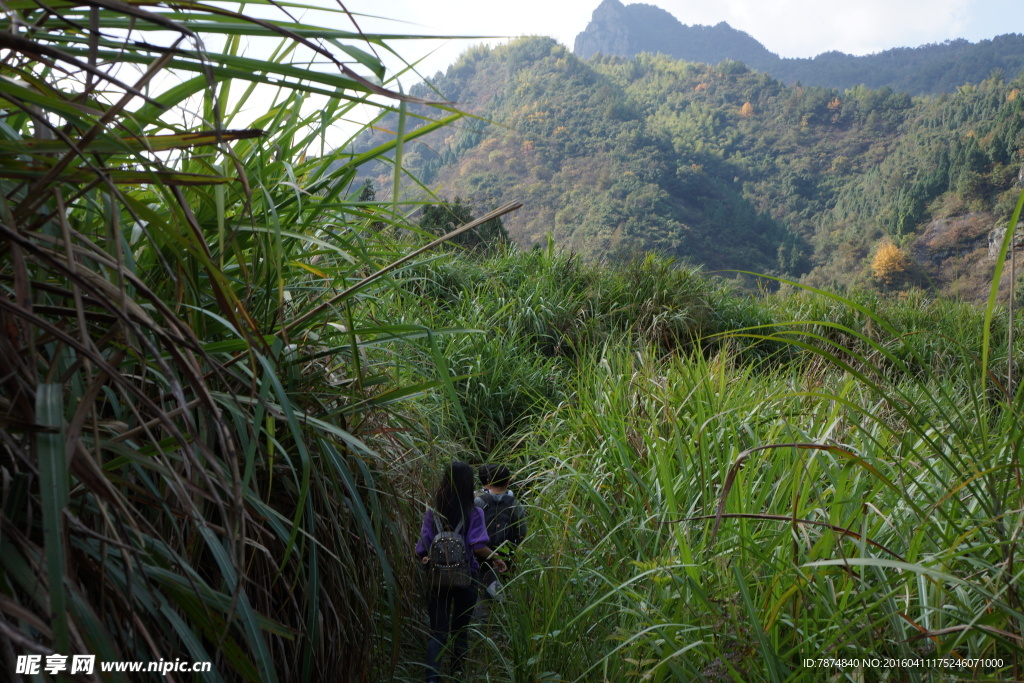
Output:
[373, 37, 1024, 298]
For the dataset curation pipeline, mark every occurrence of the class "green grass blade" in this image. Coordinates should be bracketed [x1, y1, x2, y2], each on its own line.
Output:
[36, 383, 69, 655]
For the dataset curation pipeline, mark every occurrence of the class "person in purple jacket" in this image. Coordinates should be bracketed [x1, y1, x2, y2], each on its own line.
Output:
[415, 461, 506, 681]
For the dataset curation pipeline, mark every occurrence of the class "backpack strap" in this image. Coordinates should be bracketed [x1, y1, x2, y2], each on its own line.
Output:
[491, 495, 515, 519]
[431, 509, 465, 536]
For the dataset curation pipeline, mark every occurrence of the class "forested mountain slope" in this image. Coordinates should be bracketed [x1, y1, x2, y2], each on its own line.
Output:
[574, 0, 1024, 96]
[371, 37, 1024, 297]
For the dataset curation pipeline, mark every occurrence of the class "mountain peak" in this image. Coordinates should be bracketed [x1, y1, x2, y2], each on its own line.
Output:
[572, 0, 1024, 94]
[574, 2, 776, 65]
[575, 0, 631, 59]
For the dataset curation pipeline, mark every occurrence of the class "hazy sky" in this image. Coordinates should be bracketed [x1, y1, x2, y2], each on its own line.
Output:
[343, 0, 1024, 82]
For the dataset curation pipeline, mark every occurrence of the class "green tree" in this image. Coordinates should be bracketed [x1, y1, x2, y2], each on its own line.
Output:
[358, 178, 377, 201]
[420, 197, 511, 253]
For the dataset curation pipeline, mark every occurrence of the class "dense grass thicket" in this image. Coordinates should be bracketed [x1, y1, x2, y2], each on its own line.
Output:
[0, 3, 475, 680]
[386, 237, 1024, 681]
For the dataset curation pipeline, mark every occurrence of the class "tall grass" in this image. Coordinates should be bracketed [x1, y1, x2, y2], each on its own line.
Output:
[0, 2, 484, 679]
[394, 234, 1024, 680]
[486, 318, 1022, 679]
[401, 248, 759, 454]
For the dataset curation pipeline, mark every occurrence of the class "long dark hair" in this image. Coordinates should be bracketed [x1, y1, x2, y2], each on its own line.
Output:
[434, 461, 475, 530]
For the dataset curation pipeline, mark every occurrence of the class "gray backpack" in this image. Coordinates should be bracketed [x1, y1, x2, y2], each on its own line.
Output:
[427, 514, 471, 590]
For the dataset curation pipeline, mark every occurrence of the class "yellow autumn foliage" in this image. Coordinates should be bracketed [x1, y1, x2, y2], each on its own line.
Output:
[871, 241, 911, 285]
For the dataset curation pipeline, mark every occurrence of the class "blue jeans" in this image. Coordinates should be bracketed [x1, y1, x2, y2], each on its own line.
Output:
[425, 583, 477, 682]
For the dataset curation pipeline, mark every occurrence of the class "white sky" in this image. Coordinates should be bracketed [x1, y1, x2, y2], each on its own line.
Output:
[339, 0, 1024, 84]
